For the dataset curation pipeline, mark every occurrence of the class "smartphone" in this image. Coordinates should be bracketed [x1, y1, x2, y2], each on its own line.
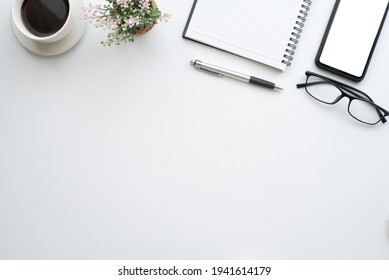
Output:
[316, 0, 389, 81]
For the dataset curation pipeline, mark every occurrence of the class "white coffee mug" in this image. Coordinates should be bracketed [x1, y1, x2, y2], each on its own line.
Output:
[12, 0, 86, 55]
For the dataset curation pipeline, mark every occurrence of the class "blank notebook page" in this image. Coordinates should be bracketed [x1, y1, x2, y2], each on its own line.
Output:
[184, 0, 305, 70]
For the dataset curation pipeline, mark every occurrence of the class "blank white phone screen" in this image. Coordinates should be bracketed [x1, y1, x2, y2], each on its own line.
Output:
[319, 0, 388, 78]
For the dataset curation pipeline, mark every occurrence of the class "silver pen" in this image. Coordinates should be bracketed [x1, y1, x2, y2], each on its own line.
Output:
[190, 59, 284, 91]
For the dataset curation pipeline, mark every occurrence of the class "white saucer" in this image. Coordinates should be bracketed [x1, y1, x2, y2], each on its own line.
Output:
[12, 18, 86, 56]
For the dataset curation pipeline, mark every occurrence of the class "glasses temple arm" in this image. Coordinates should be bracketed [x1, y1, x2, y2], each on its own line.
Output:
[296, 80, 328, 89]
[339, 84, 373, 102]
[318, 75, 375, 103]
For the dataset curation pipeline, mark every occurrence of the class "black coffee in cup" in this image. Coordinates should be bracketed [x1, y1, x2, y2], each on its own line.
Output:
[21, 0, 69, 37]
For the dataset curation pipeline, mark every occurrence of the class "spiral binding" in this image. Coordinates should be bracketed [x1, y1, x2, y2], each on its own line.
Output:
[282, 0, 312, 66]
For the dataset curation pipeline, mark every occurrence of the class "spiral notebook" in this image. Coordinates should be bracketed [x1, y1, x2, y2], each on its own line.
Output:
[183, 0, 312, 70]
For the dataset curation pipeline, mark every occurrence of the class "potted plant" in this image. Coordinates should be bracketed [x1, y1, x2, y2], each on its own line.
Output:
[82, 0, 170, 46]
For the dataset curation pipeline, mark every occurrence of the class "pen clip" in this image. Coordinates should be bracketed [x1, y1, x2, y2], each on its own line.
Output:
[197, 67, 223, 77]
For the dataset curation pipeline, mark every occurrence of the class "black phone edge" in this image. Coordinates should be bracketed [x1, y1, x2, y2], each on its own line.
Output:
[315, 0, 389, 82]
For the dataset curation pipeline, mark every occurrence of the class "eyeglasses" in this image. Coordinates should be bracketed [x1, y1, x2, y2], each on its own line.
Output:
[296, 71, 389, 125]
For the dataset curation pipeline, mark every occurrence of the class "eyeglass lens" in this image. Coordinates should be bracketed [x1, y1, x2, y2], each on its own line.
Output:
[348, 99, 382, 124]
[305, 76, 342, 104]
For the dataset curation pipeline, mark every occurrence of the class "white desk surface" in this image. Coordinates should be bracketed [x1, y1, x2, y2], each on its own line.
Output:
[1, 0, 389, 259]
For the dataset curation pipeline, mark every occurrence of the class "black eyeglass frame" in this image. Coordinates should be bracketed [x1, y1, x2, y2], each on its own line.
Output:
[296, 71, 389, 125]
